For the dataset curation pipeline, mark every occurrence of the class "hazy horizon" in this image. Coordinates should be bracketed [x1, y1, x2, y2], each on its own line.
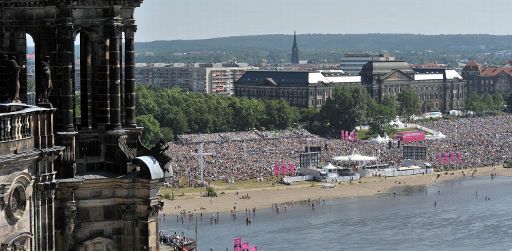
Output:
[136, 33, 512, 43]
[134, 0, 512, 42]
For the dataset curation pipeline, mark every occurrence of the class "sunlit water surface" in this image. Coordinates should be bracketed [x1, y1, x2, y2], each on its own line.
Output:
[161, 177, 512, 251]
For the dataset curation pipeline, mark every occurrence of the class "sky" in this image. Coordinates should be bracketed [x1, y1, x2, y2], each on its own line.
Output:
[134, 0, 512, 42]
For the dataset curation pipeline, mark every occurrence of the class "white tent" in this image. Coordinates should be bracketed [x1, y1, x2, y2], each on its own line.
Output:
[384, 133, 390, 141]
[333, 150, 378, 178]
[370, 135, 384, 143]
[322, 163, 337, 170]
[435, 132, 446, 139]
[427, 131, 447, 140]
[390, 117, 406, 129]
[398, 165, 422, 171]
[333, 153, 377, 162]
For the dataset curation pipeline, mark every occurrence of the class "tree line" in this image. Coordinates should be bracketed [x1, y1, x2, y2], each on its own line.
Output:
[136, 84, 512, 146]
[465, 91, 505, 116]
[135, 85, 423, 145]
[135, 86, 300, 146]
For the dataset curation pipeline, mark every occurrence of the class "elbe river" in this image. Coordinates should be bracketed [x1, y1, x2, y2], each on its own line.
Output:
[162, 177, 512, 251]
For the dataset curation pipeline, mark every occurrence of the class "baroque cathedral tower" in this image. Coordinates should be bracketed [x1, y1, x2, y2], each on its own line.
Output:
[0, 1, 169, 250]
[291, 31, 299, 64]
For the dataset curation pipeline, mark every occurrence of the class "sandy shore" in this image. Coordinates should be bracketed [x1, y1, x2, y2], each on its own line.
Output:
[162, 166, 512, 215]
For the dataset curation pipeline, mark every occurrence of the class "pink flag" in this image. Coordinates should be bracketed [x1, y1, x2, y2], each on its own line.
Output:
[345, 131, 349, 141]
[242, 242, 249, 251]
[289, 163, 295, 175]
[281, 162, 287, 176]
[443, 152, 449, 164]
[274, 164, 280, 176]
[457, 152, 463, 163]
[450, 152, 456, 162]
[234, 238, 242, 251]
[341, 130, 344, 140]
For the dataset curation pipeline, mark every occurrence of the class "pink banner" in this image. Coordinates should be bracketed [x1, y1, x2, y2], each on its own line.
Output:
[242, 242, 249, 251]
[281, 163, 287, 176]
[274, 164, 280, 176]
[457, 152, 463, 163]
[341, 130, 345, 140]
[450, 152, 456, 162]
[443, 152, 449, 164]
[289, 163, 295, 175]
[344, 131, 349, 141]
[249, 247, 257, 251]
[234, 238, 242, 251]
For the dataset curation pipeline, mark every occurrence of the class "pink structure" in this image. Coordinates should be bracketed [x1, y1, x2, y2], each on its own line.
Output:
[274, 164, 280, 176]
[234, 238, 242, 251]
[394, 131, 425, 143]
[289, 163, 295, 175]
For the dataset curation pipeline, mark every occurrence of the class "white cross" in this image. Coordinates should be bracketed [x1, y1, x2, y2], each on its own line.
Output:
[191, 142, 213, 185]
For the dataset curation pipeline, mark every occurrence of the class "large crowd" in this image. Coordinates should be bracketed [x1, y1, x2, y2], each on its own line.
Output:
[164, 115, 512, 186]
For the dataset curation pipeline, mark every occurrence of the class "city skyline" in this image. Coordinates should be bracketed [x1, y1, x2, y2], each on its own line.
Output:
[135, 0, 512, 42]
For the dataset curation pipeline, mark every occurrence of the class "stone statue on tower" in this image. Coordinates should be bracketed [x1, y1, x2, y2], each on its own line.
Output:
[7, 56, 25, 103]
[39, 56, 53, 104]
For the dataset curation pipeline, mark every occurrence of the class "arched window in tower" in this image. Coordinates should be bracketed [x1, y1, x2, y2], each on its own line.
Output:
[25, 34, 36, 105]
[74, 32, 81, 127]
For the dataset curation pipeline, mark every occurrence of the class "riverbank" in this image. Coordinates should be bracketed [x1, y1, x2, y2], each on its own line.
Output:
[161, 165, 512, 215]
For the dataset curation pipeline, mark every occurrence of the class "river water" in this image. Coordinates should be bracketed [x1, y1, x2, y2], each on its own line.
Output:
[161, 177, 512, 251]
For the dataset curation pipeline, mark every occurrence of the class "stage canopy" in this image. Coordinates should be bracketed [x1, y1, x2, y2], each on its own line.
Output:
[333, 153, 377, 162]
[322, 163, 337, 170]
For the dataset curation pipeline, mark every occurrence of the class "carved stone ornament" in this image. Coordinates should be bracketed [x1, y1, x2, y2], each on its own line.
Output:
[149, 139, 172, 173]
[43, 182, 57, 199]
[117, 204, 136, 220]
[64, 203, 77, 225]
[147, 201, 164, 219]
[5, 184, 27, 224]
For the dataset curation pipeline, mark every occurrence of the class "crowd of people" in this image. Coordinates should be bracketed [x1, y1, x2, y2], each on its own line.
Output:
[159, 231, 195, 248]
[164, 115, 512, 186]
[175, 129, 310, 145]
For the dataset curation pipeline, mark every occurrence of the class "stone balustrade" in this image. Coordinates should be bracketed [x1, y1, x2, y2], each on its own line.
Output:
[0, 114, 31, 142]
[0, 104, 55, 155]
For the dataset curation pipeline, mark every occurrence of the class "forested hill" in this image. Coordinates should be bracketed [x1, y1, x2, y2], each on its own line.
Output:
[135, 34, 512, 53]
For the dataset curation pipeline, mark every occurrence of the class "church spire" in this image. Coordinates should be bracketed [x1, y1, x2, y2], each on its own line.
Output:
[291, 30, 299, 64]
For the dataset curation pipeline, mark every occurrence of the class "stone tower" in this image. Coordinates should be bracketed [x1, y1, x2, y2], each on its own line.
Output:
[0, 1, 168, 250]
[291, 31, 299, 64]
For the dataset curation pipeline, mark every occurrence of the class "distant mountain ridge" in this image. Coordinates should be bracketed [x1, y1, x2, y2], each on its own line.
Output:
[134, 34, 512, 53]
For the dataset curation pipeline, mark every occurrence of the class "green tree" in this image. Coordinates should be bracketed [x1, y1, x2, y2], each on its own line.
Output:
[482, 93, 494, 112]
[397, 88, 420, 120]
[136, 114, 163, 146]
[493, 93, 505, 111]
[229, 98, 265, 130]
[465, 91, 480, 112]
[381, 95, 398, 118]
[507, 94, 512, 113]
[367, 100, 394, 136]
[263, 99, 297, 130]
[319, 86, 370, 132]
[136, 85, 159, 116]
